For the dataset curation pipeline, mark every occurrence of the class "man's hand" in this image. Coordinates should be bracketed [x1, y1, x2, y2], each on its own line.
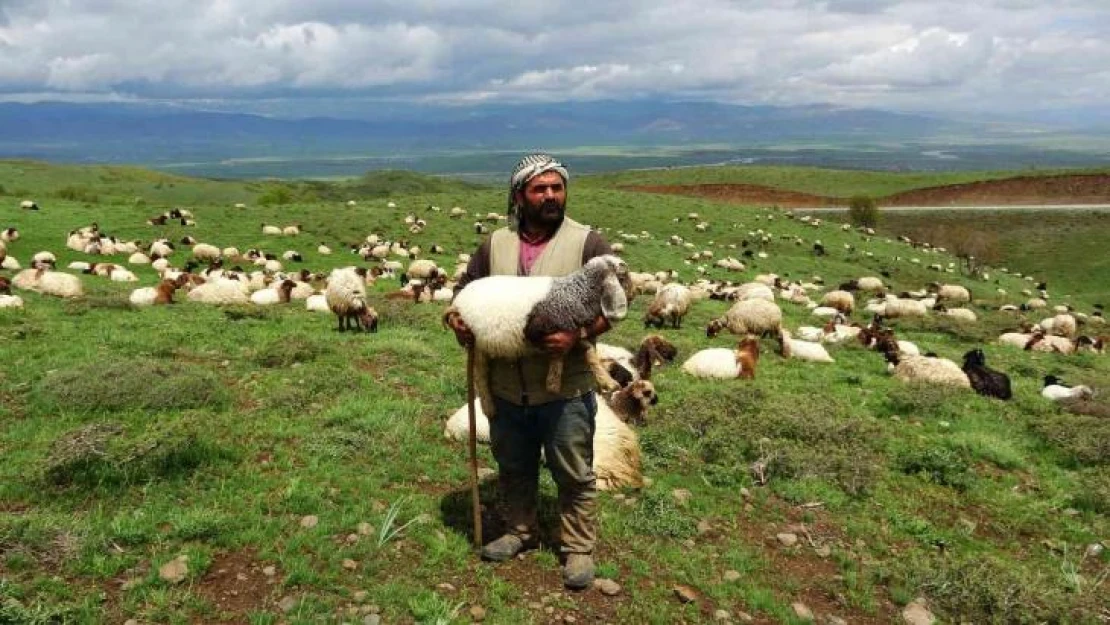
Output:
[443, 308, 474, 347]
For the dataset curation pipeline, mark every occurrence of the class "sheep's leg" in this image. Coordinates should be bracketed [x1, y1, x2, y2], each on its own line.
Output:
[584, 342, 621, 392]
[337, 314, 346, 332]
[474, 350, 496, 418]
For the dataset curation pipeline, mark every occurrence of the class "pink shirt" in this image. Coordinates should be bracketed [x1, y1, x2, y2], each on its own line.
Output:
[519, 237, 550, 275]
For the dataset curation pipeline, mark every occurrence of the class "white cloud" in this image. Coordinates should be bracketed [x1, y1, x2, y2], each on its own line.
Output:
[0, 0, 1106, 115]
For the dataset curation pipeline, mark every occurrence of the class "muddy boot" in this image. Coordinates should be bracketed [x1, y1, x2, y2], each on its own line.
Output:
[481, 534, 528, 562]
[562, 553, 595, 590]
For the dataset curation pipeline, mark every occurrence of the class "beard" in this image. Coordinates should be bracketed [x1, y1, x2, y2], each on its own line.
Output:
[521, 198, 566, 229]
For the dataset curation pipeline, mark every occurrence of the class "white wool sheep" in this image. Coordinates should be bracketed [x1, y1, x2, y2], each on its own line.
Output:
[305, 293, 330, 312]
[151, 258, 171, 273]
[128, 252, 151, 265]
[857, 277, 885, 292]
[250, 280, 296, 305]
[778, 329, 834, 363]
[888, 353, 971, 388]
[406, 259, 440, 280]
[1026, 333, 1078, 354]
[283, 225, 301, 236]
[1, 256, 20, 270]
[0, 294, 24, 308]
[445, 381, 656, 491]
[187, 278, 250, 305]
[317, 244, 332, 255]
[149, 240, 174, 258]
[681, 339, 759, 379]
[451, 255, 630, 417]
[31, 251, 56, 268]
[810, 306, 841, 319]
[109, 267, 138, 282]
[1038, 314, 1077, 338]
[1041, 376, 1094, 401]
[325, 267, 378, 332]
[878, 298, 929, 319]
[941, 307, 977, 322]
[12, 269, 83, 298]
[644, 283, 692, 329]
[708, 298, 782, 338]
[733, 282, 775, 302]
[262, 224, 282, 235]
[1025, 298, 1048, 310]
[932, 283, 972, 304]
[192, 243, 222, 261]
[820, 290, 855, 314]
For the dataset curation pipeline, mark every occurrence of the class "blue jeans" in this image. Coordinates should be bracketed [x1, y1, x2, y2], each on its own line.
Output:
[490, 393, 598, 554]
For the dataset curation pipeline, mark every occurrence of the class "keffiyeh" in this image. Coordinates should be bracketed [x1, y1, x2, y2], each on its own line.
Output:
[507, 154, 569, 229]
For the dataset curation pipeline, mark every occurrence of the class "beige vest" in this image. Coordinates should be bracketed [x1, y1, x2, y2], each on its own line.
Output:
[488, 217, 595, 406]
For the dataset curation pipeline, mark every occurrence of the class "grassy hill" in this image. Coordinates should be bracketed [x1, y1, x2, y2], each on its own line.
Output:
[583, 164, 1110, 199]
[0, 162, 1107, 624]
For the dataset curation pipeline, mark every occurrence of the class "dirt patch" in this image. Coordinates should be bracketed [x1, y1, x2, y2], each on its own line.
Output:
[623, 183, 835, 208]
[192, 548, 281, 621]
[625, 173, 1110, 208]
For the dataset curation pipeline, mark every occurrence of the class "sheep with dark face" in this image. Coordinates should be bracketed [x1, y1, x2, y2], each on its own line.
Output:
[962, 349, 1012, 400]
[449, 254, 632, 416]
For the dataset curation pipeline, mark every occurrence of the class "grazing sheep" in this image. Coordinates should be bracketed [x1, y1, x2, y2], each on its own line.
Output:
[450, 254, 631, 417]
[325, 267, 379, 332]
[820, 290, 855, 314]
[644, 283, 692, 329]
[681, 337, 760, 379]
[1041, 375, 1094, 401]
[777, 328, 834, 363]
[962, 349, 1012, 400]
[876, 297, 929, 319]
[707, 298, 782, 339]
[884, 349, 971, 388]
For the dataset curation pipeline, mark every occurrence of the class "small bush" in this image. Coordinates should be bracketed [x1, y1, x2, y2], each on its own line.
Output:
[848, 195, 880, 228]
[1028, 413, 1110, 467]
[909, 554, 1067, 623]
[55, 185, 99, 204]
[32, 359, 231, 414]
[254, 336, 322, 367]
[1072, 468, 1110, 514]
[256, 187, 294, 206]
[626, 490, 697, 539]
[43, 416, 226, 487]
[897, 446, 975, 491]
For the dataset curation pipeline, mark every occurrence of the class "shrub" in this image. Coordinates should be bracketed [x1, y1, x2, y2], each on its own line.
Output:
[1072, 468, 1110, 514]
[55, 185, 99, 204]
[256, 187, 293, 206]
[848, 195, 880, 228]
[909, 554, 1067, 623]
[1028, 413, 1110, 467]
[254, 335, 322, 367]
[31, 359, 231, 415]
[897, 446, 975, 491]
[626, 490, 697, 539]
[42, 416, 226, 487]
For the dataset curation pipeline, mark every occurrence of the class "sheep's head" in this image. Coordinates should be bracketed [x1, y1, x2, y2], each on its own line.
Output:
[963, 348, 986, 368]
[618, 380, 658, 426]
[706, 318, 725, 338]
[585, 254, 630, 321]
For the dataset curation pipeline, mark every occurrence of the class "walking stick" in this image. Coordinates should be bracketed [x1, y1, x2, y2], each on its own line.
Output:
[465, 345, 483, 549]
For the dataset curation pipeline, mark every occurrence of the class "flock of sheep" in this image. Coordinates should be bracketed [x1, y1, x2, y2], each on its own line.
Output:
[2, 197, 1105, 492]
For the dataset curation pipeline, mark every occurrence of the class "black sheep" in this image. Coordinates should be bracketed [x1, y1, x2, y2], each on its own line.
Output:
[962, 349, 1012, 400]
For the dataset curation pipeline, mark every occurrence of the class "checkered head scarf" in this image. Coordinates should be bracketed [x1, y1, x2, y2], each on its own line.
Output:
[507, 153, 569, 231]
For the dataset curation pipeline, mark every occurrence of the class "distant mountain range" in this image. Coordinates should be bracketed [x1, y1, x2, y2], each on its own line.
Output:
[0, 100, 986, 161]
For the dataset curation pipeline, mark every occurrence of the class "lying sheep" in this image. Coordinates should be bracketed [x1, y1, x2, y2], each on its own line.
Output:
[644, 283, 692, 329]
[449, 254, 631, 417]
[326, 267, 379, 332]
[777, 328, 834, 363]
[820, 290, 855, 314]
[883, 349, 970, 388]
[444, 379, 658, 490]
[707, 298, 782, 339]
[1041, 375, 1094, 401]
[681, 337, 760, 379]
[1038, 314, 1077, 338]
[11, 268, 83, 298]
[130, 276, 188, 307]
[930, 283, 972, 304]
[962, 349, 1012, 400]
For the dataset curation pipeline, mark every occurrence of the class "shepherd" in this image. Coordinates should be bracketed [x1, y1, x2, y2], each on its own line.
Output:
[444, 154, 615, 590]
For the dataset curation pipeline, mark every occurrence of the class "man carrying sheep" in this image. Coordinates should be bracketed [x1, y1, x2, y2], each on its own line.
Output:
[445, 154, 612, 590]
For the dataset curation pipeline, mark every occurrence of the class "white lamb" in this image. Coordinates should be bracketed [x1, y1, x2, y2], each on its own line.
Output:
[450, 255, 631, 417]
[12, 268, 83, 298]
[1041, 376, 1094, 401]
[885, 352, 971, 388]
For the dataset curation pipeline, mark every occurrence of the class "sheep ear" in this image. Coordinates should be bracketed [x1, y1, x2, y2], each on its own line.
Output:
[600, 274, 628, 320]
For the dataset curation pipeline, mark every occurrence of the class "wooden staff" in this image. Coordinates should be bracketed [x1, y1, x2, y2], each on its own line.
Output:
[466, 345, 483, 549]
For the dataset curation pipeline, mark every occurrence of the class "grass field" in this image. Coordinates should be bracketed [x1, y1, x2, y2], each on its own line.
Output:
[1, 162, 1108, 624]
[583, 165, 1110, 199]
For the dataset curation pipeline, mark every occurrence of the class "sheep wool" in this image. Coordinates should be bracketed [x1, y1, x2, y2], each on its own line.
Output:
[682, 348, 743, 378]
[892, 355, 971, 388]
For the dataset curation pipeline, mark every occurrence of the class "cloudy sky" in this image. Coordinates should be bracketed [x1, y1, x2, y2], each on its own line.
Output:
[1, 0, 1108, 118]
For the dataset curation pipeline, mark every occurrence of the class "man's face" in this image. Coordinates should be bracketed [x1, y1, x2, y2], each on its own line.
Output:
[517, 170, 567, 229]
